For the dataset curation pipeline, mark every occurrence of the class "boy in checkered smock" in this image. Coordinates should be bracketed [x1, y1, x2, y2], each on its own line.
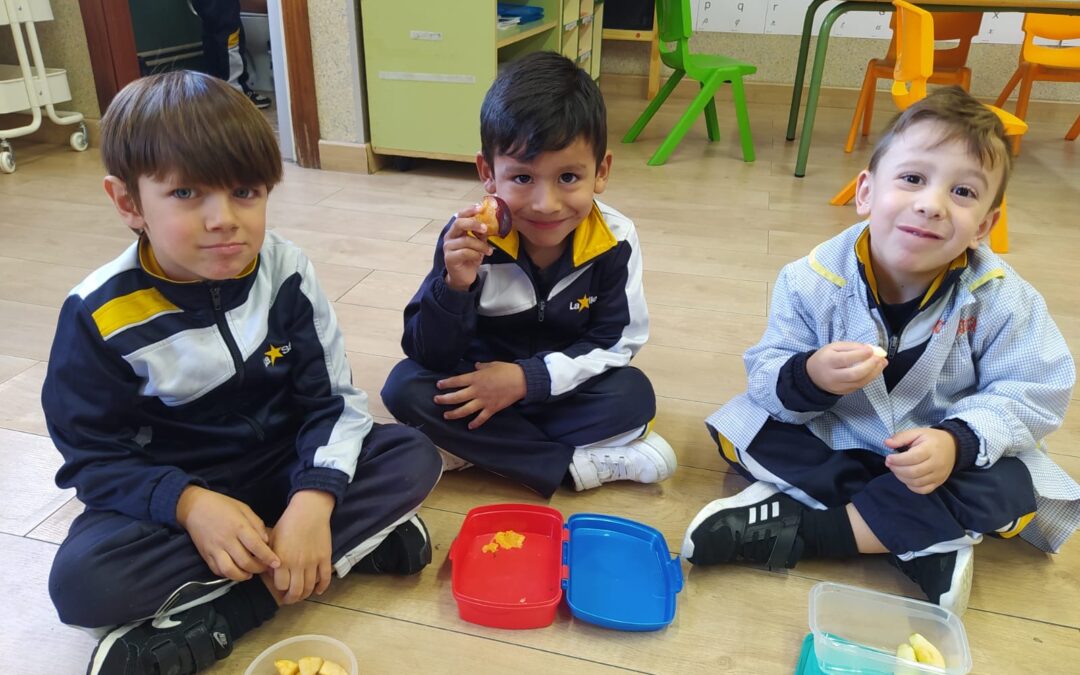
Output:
[681, 87, 1079, 616]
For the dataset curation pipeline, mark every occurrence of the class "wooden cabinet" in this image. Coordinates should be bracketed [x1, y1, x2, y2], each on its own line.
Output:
[360, 1, 603, 162]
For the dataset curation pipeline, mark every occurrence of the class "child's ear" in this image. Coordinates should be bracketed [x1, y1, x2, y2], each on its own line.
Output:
[475, 152, 497, 194]
[103, 176, 146, 233]
[972, 206, 1002, 249]
[854, 170, 873, 217]
[592, 151, 614, 195]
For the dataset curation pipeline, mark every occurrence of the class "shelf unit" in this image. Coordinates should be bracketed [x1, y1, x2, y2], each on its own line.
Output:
[361, 0, 603, 163]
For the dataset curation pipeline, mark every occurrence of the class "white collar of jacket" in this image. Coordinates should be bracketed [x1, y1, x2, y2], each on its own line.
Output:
[488, 201, 617, 267]
[806, 222, 1007, 304]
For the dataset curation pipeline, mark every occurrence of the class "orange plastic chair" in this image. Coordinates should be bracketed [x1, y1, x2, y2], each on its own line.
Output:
[1069, 114, 1080, 141]
[994, 14, 1080, 155]
[831, 0, 1026, 254]
[845, 12, 982, 153]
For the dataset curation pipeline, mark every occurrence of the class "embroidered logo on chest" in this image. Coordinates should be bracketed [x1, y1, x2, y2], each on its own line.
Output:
[263, 342, 292, 367]
[570, 295, 598, 312]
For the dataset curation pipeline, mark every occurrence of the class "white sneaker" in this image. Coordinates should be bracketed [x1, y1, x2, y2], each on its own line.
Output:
[437, 447, 473, 472]
[568, 431, 677, 491]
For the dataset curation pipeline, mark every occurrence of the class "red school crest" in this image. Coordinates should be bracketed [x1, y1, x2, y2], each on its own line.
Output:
[933, 317, 977, 335]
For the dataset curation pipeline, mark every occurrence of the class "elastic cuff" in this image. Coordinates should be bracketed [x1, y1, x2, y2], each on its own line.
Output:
[290, 467, 350, 504]
[431, 275, 475, 314]
[934, 419, 980, 473]
[150, 470, 205, 528]
[777, 350, 841, 412]
[516, 357, 551, 404]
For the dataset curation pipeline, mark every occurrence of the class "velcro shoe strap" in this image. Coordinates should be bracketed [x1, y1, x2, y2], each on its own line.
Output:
[185, 621, 218, 670]
[149, 639, 182, 674]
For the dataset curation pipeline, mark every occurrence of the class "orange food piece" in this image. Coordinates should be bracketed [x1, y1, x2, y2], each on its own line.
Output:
[481, 529, 526, 554]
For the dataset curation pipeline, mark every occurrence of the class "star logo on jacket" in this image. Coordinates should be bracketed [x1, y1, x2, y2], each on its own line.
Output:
[570, 295, 597, 312]
[263, 342, 292, 367]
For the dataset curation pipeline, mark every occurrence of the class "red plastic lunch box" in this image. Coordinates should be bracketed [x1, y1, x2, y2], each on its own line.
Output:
[449, 503, 683, 631]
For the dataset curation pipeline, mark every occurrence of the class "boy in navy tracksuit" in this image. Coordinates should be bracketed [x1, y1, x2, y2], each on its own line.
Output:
[41, 71, 441, 675]
[681, 88, 1079, 616]
[381, 52, 676, 496]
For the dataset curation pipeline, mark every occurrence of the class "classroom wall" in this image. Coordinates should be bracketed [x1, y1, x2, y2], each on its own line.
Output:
[309, 0, 367, 144]
[601, 33, 1080, 103]
[0, 2, 101, 119]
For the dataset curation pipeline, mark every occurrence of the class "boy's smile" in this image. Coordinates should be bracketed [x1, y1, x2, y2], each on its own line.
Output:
[855, 120, 1005, 303]
[106, 174, 269, 282]
[477, 137, 612, 268]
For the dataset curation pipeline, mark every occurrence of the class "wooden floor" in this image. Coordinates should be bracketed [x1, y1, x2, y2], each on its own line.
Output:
[2, 86, 1078, 674]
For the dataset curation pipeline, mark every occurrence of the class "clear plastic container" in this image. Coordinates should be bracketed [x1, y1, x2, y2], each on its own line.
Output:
[244, 634, 358, 675]
[809, 582, 972, 674]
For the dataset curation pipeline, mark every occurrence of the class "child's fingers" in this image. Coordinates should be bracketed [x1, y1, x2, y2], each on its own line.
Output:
[284, 569, 305, 604]
[436, 373, 473, 390]
[273, 565, 291, 595]
[467, 408, 494, 430]
[443, 400, 482, 421]
[226, 541, 267, 575]
[240, 528, 281, 569]
[445, 233, 493, 258]
[214, 551, 251, 582]
[316, 559, 333, 595]
[447, 215, 488, 240]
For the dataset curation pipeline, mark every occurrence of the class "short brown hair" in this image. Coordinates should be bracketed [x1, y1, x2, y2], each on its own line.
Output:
[867, 86, 1011, 209]
[100, 70, 282, 208]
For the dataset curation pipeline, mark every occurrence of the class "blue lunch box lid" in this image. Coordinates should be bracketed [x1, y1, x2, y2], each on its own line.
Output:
[560, 513, 683, 631]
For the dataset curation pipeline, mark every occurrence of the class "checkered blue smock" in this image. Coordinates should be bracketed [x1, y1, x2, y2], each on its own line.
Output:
[708, 223, 1080, 552]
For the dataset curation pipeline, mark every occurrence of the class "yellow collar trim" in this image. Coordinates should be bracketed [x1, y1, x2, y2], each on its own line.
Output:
[854, 228, 967, 308]
[808, 244, 846, 288]
[138, 236, 258, 283]
[968, 268, 1005, 292]
[489, 203, 617, 267]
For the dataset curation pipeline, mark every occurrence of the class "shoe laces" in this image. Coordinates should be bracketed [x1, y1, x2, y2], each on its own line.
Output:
[587, 450, 635, 481]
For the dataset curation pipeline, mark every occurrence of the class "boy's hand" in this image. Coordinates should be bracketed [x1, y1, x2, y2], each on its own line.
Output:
[806, 342, 887, 395]
[435, 361, 526, 429]
[443, 204, 496, 292]
[269, 489, 335, 605]
[885, 428, 957, 495]
[176, 485, 281, 582]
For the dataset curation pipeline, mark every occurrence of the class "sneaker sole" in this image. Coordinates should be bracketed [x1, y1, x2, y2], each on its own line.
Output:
[637, 432, 678, 482]
[681, 481, 781, 561]
[87, 621, 141, 675]
[939, 546, 973, 616]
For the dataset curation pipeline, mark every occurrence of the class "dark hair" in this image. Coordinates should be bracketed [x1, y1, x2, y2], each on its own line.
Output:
[868, 86, 1011, 209]
[480, 51, 607, 169]
[100, 70, 283, 209]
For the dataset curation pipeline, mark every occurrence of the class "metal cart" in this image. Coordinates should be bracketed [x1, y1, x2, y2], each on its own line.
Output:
[0, 0, 88, 174]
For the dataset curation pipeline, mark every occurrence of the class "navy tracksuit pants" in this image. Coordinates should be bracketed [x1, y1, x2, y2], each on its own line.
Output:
[49, 423, 441, 628]
[381, 359, 656, 497]
[720, 419, 1037, 556]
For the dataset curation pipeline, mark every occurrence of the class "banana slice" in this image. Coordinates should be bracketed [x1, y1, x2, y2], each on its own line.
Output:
[894, 643, 919, 675]
[909, 632, 946, 668]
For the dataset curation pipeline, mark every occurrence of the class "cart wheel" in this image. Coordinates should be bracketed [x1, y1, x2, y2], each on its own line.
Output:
[70, 128, 89, 152]
[0, 151, 14, 174]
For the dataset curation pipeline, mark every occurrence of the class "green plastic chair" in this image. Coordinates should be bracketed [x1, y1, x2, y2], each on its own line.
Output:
[622, 0, 757, 165]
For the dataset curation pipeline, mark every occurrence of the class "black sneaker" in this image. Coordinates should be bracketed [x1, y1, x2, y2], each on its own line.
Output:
[354, 514, 432, 575]
[87, 603, 232, 675]
[889, 546, 973, 615]
[681, 481, 806, 570]
[244, 89, 271, 109]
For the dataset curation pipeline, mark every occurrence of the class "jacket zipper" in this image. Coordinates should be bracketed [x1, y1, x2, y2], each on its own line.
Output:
[210, 286, 245, 388]
[538, 300, 546, 323]
[887, 334, 900, 359]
